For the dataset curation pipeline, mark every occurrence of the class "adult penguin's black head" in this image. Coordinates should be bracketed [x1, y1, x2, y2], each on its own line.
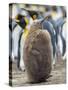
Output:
[15, 14, 27, 29]
[28, 10, 38, 20]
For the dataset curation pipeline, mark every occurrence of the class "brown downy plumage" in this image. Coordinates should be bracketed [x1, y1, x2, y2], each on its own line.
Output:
[23, 20, 53, 83]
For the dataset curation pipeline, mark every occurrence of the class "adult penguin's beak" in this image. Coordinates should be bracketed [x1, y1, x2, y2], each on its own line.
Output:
[15, 19, 20, 23]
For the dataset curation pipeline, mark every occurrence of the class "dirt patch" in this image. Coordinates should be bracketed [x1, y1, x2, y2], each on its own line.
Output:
[9, 59, 66, 87]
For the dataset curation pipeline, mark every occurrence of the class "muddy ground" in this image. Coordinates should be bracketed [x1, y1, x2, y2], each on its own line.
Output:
[9, 58, 66, 87]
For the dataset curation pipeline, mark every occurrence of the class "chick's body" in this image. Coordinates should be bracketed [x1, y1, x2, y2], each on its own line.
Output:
[23, 21, 52, 83]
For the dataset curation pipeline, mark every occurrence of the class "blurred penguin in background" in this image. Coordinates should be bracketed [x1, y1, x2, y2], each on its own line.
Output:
[16, 9, 33, 70]
[45, 6, 66, 61]
[51, 6, 63, 21]
[10, 4, 33, 71]
[42, 19, 56, 66]
[11, 4, 23, 62]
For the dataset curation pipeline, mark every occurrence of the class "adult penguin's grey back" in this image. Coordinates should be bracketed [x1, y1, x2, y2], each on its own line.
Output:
[23, 21, 53, 83]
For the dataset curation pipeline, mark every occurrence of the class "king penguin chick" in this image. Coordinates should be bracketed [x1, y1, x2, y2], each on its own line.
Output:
[23, 22, 52, 83]
[23, 19, 53, 83]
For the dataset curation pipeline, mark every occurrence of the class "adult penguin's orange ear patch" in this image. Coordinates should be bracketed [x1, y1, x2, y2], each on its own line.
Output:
[33, 14, 37, 20]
